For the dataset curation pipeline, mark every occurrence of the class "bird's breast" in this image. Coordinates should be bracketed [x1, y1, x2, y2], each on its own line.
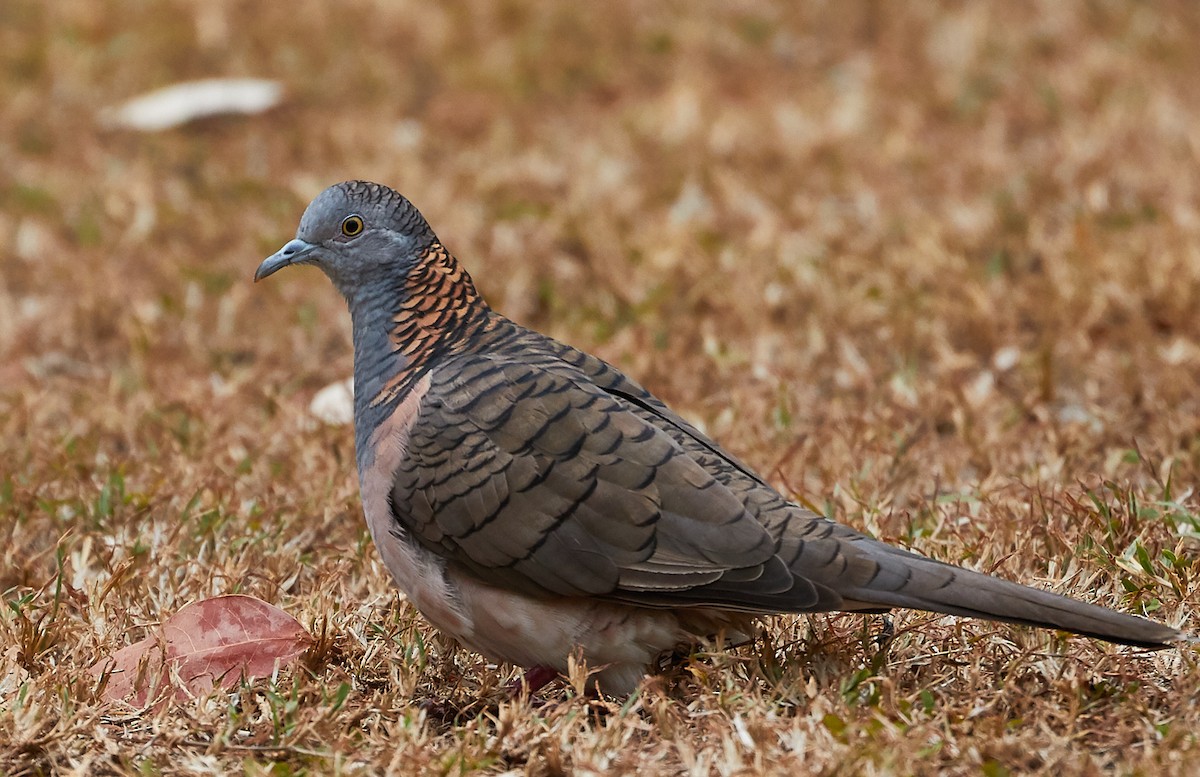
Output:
[358, 371, 473, 636]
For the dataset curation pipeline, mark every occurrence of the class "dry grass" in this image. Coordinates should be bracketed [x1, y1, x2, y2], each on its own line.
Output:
[3, 1, 1200, 774]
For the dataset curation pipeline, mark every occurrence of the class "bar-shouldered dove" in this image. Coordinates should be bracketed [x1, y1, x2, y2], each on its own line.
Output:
[256, 181, 1185, 695]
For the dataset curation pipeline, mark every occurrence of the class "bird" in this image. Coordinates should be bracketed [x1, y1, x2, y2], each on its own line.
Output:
[255, 180, 1185, 695]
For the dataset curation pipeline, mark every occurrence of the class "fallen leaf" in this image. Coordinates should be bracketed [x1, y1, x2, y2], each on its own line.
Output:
[309, 377, 354, 426]
[93, 594, 312, 706]
[100, 78, 284, 131]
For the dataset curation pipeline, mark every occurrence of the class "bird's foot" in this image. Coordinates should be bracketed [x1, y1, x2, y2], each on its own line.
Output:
[506, 665, 560, 699]
[874, 615, 895, 647]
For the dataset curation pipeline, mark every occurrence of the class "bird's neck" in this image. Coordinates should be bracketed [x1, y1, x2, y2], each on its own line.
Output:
[348, 241, 491, 456]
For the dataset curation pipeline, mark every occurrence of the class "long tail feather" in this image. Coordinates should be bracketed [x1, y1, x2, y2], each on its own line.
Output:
[840, 542, 1182, 648]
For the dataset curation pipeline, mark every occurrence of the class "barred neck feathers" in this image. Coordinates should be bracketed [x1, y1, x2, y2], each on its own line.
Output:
[349, 241, 491, 459]
[390, 240, 489, 369]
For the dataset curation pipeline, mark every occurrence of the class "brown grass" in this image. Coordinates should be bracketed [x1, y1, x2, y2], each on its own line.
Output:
[2, 1, 1200, 774]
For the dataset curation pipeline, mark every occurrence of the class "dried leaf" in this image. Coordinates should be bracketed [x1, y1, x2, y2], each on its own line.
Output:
[309, 377, 354, 426]
[100, 78, 284, 131]
[93, 595, 312, 706]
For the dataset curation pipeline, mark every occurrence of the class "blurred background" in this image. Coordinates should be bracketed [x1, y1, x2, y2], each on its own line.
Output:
[3, 2, 1200, 771]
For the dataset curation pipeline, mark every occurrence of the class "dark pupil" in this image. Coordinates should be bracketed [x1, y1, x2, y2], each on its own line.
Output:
[345, 218, 360, 234]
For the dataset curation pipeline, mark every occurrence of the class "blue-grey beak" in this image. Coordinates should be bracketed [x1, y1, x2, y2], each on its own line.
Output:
[254, 238, 319, 282]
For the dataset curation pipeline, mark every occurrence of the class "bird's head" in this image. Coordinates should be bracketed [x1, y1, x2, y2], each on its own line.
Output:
[255, 181, 434, 298]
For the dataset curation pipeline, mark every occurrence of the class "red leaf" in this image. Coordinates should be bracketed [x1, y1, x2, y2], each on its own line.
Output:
[93, 595, 313, 706]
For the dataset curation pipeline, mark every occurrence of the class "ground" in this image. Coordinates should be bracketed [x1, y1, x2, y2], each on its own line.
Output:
[2, 2, 1199, 775]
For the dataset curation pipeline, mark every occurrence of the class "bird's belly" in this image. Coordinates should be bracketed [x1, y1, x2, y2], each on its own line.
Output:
[363, 490, 715, 692]
[449, 574, 697, 691]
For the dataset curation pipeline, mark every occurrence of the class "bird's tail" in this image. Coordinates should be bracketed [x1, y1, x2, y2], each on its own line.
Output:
[836, 539, 1184, 649]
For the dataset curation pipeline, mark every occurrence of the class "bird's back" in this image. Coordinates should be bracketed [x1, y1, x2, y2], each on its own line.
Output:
[400, 311, 1181, 649]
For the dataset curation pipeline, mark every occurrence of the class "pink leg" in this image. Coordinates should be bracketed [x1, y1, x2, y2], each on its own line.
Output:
[506, 665, 560, 697]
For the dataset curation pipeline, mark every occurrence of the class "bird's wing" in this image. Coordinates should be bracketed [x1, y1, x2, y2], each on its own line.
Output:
[390, 350, 833, 607]
[388, 343, 1184, 649]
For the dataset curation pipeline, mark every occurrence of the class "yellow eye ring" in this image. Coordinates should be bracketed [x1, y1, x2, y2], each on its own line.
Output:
[341, 214, 365, 237]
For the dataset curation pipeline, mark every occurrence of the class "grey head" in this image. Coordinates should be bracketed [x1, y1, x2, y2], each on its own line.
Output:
[255, 181, 435, 300]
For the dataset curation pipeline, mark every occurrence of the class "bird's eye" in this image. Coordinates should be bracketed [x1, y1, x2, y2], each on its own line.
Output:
[340, 215, 365, 237]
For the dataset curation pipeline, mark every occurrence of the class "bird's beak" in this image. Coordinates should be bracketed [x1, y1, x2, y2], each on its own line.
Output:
[254, 238, 318, 282]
